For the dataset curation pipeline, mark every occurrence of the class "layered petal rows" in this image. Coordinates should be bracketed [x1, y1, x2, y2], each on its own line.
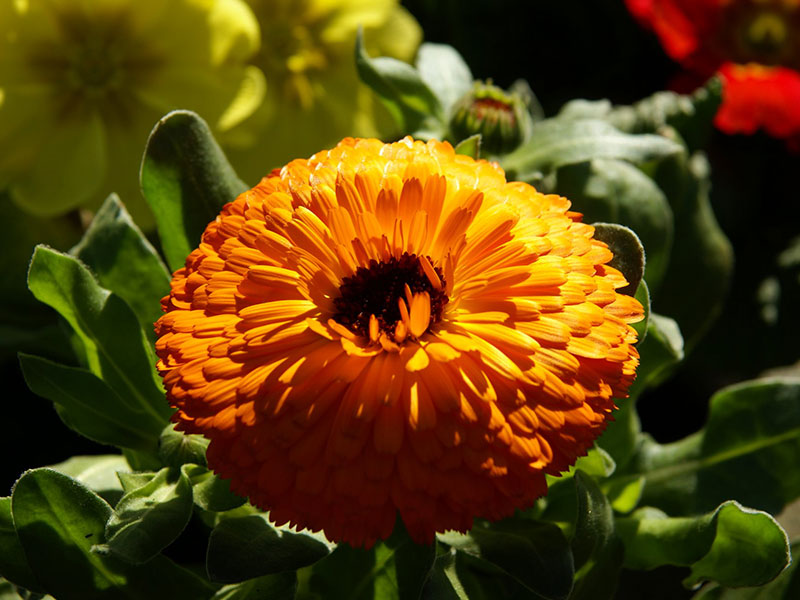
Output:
[155, 137, 642, 547]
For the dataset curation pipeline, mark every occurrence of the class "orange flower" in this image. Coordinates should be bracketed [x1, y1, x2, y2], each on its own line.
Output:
[626, 0, 800, 141]
[155, 137, 642, 547]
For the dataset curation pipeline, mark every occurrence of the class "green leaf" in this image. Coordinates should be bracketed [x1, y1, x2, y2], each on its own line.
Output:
[693, 539, 800, 599]
[555, 159, 673, 290]
[414, 43, 473, 113]
[651, 152, 733, 351]
[140, 109, 248, 272]
[11, 468, 123, 598]
[453, 134, 481, 159]
[616, 501, 789, 588]
[159, 423, 209, 469]
[355, 29, 444, 138]
[602, 476, 645, 515]
[69, 194, 171, 337]
[49, 456, 129, 506]
[591, 223, 645, 296]
[181, 464, 245, 513]
[607, 77, 723, 151]
[18, 354, 160, 451]
[26, 246, 170, 429]
[12, 469, 215, 600]
[439, 519, 574, 600]
[103, 467, 193, 564]
[420, 550, 469, 600]
[632, 378, 800, 517]
[207, 514, 333, 583]
[633, 280, 651, 344]
[211, 573, 297, 600]
[569, 472, 624, 600]
[500, 119, 682, 181]
[0, 498, 42, 593]
[597, 313, 683, 469]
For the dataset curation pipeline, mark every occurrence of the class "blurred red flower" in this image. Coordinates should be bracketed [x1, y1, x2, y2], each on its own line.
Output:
[626, 0, 800, 142]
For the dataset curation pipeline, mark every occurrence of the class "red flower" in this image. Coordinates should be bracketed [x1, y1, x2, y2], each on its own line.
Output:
[626, 0, 800, 141]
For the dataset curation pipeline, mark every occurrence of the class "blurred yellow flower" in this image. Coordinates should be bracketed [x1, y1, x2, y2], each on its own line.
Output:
[222, 0, 422, 183]
[0, 0, 264, 222]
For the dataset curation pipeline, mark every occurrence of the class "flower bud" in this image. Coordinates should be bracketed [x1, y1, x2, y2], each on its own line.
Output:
[449, 80, 535, 154]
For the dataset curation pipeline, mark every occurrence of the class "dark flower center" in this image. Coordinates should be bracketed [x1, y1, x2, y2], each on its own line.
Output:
[333, 253, 449, 340]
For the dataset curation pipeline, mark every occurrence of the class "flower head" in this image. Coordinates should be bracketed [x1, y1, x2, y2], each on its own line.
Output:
[626, 0, 800, 141]
[220, 0, 422, 182]
[155, 137, 642, 547]
[0, 0, 263, 221]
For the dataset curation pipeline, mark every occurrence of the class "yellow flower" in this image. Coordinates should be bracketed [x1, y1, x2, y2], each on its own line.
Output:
[221, 0, 422, 183]
[0, 0, 264, 222]
[155, 137, 642, 548]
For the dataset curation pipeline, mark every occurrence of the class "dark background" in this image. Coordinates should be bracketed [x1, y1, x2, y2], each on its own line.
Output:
[4, 0, 800, 526]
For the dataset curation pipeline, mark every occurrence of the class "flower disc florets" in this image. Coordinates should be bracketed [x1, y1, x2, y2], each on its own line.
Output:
[155, 137, 643, 547]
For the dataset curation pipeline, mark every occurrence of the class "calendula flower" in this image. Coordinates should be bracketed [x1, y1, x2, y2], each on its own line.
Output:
[220, 0, 422, 182]
[0, 0, 263, 221]
[625, 0, 800, 141]
[155, 137, 642, 547]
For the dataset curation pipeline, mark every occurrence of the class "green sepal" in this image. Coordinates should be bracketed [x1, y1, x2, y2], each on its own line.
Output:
[103, 467, 193, 564]
[69, 193, 170, 338]
[158, 423, 209, 469]
[453, 135, 481, 159]
[616, 502, 789, 588]
[206, 514, 334, 583]
[355, 29, 444, 139]
[180, 464, 245, 513]
[633, 280, 651, 344]
[140, 110, 248, 272]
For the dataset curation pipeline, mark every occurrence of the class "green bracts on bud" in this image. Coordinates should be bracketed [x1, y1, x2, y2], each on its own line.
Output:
[449, 80, 535, 154]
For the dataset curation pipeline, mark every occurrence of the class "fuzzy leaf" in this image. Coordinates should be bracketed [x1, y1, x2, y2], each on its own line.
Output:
[616, 502, 789, 588]
[11, 469, 214, 600]
[207, 514, 333, 583]
[49, 456, 129, 506]
[500, 119, 682, 181]
[439, 519, 574, 600]
[415, 43, 473, 113]
[104, 467, 193, 564]
[140, 110, 247, 272]
[556, 159, 673, 290]
[632, 378, 800, 517]
[26, 246, 170, 430]
[355, 29, 444, 138]
[0, 498, 42, 593]
[297, 526, 434, 600]
[211, 573, 297, 600]
[18, 354, 160, 451]
[591, 223, 645, 296]
[180, 464, 245, 513]
[70, 194, 170, 337]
